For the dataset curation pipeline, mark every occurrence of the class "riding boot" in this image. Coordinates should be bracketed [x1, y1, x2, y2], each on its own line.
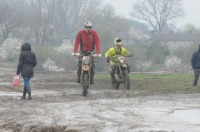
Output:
[21, 87, 27, 99]
[127, 63, 130, 73]
[110, 74, 115, 88]
[27, 88, 32, 100]
[90, 74, 94, 84]
[90, 62, 95, 84]
[76, 68, 81, 83]
[77, 74, 80, 83]
[77, 62, 81, 83]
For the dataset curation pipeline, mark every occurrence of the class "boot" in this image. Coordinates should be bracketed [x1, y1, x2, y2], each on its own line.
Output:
[77, 77, 80, 83]
[110, 73, 116, 88]
[90, 75, 94, 84]
[127, 64, 130, 74]
[193, 80, 197, 86]
[27, 88, 32, 100]
[90, 65, 95, 84]
[21, 87, 27, 99]
[77, 62, 81, 83]
[77, 70, 81, 83]
[28, 96, 32, 100]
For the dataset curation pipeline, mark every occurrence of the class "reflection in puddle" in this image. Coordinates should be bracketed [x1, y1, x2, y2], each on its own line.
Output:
[171, 109, 200, 124]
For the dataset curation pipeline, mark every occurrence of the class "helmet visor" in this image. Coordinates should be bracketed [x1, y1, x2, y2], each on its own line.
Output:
[85, 26, 92, 29]
[115, 42, 122, 46]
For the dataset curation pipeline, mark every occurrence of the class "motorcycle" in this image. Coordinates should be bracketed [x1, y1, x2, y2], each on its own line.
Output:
[72, 52, 101, 96]
[109, 55, 132, 90]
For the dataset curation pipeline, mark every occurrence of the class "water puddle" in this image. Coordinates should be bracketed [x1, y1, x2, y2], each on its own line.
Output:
[171, 109, 200, 124]
[0, 82, 11, 86]
[0, 92, 21, 96]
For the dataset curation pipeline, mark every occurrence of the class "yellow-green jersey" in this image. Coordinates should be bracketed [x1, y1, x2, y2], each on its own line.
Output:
[105, 47, 131, 64]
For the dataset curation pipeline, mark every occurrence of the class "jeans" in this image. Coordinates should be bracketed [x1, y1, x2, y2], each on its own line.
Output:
[23, 76, 30, 89]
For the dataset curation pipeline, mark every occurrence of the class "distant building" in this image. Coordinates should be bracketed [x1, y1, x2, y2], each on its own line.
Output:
[62, 32, 77, 45]
[114, 31, 200, 45]
[146, 32, 200, 44]
[64, 31, 200, 46]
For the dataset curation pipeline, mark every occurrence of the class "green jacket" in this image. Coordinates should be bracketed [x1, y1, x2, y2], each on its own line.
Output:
[105, 47, 131, 64]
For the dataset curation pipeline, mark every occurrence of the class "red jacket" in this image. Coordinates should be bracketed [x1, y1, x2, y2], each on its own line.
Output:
[73, 29, 100, 53]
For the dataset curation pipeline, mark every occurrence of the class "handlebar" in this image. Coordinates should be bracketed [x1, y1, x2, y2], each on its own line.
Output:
[108, 54, 133, 59]
[124, 54, 133, 57]
[72, 52, 81, 56]
[72, 53, 102, 57]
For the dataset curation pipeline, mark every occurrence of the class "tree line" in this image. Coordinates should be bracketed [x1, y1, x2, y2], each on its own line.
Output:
[1, 0, 198, 73]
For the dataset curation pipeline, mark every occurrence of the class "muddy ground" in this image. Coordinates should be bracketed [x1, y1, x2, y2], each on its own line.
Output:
[0, 69, 200, 132]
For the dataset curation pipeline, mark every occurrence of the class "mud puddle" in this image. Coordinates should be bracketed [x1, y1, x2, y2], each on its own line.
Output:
[171, 109, 200, 124]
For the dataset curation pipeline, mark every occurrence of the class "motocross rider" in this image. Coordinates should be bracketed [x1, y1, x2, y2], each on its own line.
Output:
[105, 37, 132, 85]
[73, 21, 101, 84]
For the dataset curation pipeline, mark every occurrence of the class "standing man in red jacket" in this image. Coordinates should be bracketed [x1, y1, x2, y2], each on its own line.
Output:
[73, 21, 101, 84]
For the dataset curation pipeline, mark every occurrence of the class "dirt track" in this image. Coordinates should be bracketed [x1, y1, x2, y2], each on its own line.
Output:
[0, 71, 200, 132]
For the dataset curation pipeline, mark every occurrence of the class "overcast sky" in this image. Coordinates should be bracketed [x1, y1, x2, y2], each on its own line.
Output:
[103, 0, 200, 29]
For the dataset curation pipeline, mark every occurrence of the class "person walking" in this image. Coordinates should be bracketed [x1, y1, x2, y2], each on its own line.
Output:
[16, 43, 37, 100]
[191, 44, 200, 86]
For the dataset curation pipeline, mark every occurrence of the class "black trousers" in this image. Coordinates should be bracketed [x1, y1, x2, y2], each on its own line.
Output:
[193, 69, 200, 86]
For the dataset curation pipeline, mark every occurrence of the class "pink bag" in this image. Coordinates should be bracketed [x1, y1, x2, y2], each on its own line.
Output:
[12, 76, 20, 87]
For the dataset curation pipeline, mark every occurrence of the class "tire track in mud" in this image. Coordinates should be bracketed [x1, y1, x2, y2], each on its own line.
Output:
[0, 95, 80, 132]
[0, 72, 150, 131]
[2, 72, 200, 131]
[28, 77, 135, 103]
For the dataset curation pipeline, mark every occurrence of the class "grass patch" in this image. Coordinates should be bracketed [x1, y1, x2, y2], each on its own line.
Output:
[95, 73, 200, 95]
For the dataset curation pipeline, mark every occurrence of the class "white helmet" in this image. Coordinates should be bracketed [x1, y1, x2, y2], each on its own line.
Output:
[84, 21, 92, 27]
[114, 37, 122, 46]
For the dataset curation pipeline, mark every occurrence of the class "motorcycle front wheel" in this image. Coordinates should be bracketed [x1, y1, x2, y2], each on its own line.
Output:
[82, 73, 89, 96]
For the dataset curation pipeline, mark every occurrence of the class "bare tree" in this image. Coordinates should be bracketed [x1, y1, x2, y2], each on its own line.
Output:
[130, 0, 184, 32]
[101, 4, 116, 18]
[181, 23, 200, 33]
[0, 0, 24, 44]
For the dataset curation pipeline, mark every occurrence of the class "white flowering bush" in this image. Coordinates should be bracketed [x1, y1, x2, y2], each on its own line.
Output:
[56, 44, 73, 55]
[42, 57, 64, 72]
[136, 60, 152, 73]
[54, 43, 77, 71]
[164, 56, 182, 72]
[0, 38, 22, 61]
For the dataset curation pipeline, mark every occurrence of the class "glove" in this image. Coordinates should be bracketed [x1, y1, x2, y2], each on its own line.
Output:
[72, 52, 76, 56]
[93, 53, 102, 57]
[106, 58, 110, 63]
[97, 54, 102, 57]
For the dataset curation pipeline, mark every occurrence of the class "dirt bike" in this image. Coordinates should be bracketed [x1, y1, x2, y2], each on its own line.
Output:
[72, 52, 101, 96]
[109, 55, 132, 90]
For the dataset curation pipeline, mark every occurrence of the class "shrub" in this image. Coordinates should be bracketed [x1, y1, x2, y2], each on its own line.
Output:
[0, 38, 22, 62]
[164, 56, 182, 72]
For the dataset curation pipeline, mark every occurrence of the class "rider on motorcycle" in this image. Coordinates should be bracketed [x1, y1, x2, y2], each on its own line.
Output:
[105, 37, 132, 84]
[73, 21, 101, 84]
